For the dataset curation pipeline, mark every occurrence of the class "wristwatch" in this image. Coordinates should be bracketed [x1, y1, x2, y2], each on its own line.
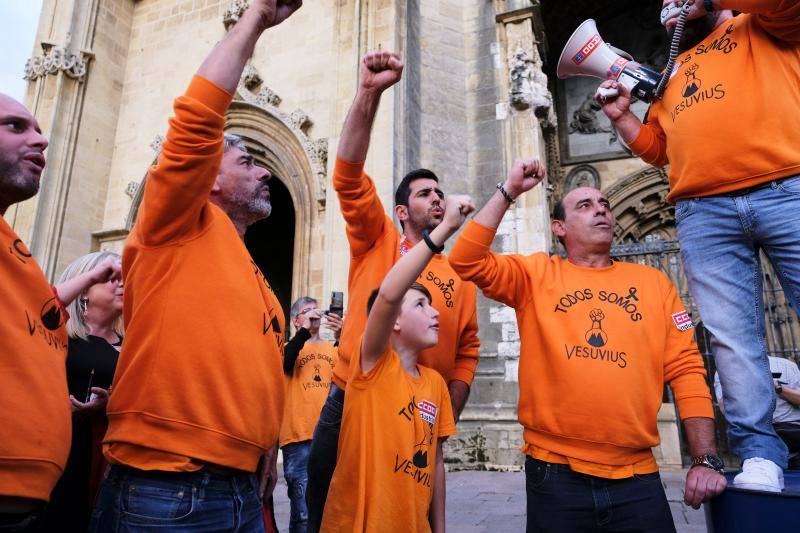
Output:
[692, 454, 724, 474]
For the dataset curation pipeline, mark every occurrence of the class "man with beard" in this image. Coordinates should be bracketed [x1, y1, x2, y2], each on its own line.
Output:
[0, 94, 120, 531]
[598, 0, 800, 492]
[89, 1, 302, 531]
[450, 165, 726, 532]
[305, 51, 480, 532]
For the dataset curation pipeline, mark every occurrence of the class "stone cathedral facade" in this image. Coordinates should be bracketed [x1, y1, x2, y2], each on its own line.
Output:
[13, 0, 688, 469]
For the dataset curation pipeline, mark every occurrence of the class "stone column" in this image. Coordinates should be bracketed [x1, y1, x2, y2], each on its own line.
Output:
[10, 0, 135, 279]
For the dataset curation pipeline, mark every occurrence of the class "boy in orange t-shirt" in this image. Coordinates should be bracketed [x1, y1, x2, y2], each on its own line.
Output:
[320, 195, 474, 533]
[280, 297, 341, 533]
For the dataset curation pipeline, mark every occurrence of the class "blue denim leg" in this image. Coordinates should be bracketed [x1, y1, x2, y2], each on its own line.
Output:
[676, 194, 788, 468]
[282, 441, 311, 533]
[88, 466, 265, 533]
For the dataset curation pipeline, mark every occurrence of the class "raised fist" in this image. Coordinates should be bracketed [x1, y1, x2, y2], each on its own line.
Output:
[503, 158, 546, 199]
[442, 194, 475, 231]
[250, 0, 303, 30]
[589, 309, 605, 322]
[359, 51, 404, 94]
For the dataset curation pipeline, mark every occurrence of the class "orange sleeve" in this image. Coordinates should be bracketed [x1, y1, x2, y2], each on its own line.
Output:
[135, 76, 233, 246]
[450, 282, 480, 386]
[659, 274, 714, 420]
[448, 220, 533, 309]
[628, 110, 668, 168]
[721, 0, 800, 41]
[332, 157, 390, 258]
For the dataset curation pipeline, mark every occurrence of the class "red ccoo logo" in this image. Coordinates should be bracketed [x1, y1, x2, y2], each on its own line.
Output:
[572, 34, 602, 64]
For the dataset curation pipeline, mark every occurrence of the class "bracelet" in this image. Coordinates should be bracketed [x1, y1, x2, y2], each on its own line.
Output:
[421, 229, 444, 254]
[496, 183, 515, 204]
[704, 0, 715, 13]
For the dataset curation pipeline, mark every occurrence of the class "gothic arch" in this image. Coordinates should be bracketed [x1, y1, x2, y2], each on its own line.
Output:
[605, 166, 673, 243]
[125, 66, 328, 304]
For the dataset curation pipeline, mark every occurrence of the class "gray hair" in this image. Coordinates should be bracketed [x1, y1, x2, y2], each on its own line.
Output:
[290, 296, 317, 319]
[56, 251, 124, 340]
[223, 133, 247, 154]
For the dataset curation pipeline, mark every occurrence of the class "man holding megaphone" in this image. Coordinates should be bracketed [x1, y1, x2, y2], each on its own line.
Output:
[595, 0, 800, 493]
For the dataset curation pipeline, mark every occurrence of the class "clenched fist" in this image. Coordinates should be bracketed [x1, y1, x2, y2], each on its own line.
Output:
[249, 0, 303, 31]
[589, 309, 605, 322]
[359, 51, 404, 94]
[442, 194, 476, 232]
[503, 158, 546, 200]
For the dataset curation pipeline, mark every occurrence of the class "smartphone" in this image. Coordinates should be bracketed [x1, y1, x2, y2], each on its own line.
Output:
[329, 291, 344, 318]
[660, 2, 682, 26]
[772, 372, 783, 379]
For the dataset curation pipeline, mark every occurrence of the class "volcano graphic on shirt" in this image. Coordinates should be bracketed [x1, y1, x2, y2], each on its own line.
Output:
[584, 309, 608, 347]
[682, 64, 702, 98]
[413, 420, 434, 468]
[313, 364, 322, 382]
[40, 298, 65, 331]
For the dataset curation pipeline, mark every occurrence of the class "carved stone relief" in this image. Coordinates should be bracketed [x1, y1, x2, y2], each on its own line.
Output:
[507, 43, 556, 128]
[564, 164, 600, 192]
[233, 64, 328, 207]
[223, 0, 250, 29]
[605, 166, 674, 243]
[24, 42, 91, 81]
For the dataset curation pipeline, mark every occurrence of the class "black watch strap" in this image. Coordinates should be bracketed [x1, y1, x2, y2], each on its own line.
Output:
[421, 229, 444, 254]
[704, 0, 715, 13]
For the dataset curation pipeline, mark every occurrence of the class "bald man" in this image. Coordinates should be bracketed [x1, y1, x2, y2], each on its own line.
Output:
[449, 162, 725, 531]
[0, 94, 120, 530]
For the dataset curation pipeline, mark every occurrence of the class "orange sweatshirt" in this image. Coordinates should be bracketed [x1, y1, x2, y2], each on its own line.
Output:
[279, 340, 338, 447]
[321, 341, 455, 532]
[332, 158, 480, 389]
[449, 221, 714, 478]
[103, 76, 285, 473]
[0, 216, 70, 501]
[630, 1, 800, 202]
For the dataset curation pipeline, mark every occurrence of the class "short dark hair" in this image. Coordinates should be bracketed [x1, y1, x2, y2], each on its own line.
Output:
[552, 198, 566, 245]
[366, 282, 433, 315]
[394, 169, 440, 208]
[552, 198, 565, 222]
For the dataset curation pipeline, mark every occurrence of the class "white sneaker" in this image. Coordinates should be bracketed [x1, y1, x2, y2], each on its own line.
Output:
[733, 457, 784, 492]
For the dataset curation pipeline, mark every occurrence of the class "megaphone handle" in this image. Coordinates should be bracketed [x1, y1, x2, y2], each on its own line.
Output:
[597, 86, 618, 99]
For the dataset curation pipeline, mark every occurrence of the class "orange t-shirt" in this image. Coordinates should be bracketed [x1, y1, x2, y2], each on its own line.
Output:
[103, 75, 285, 473]
[279, 340, 338, 447]
[332, 157, 480, 389]
[0, 216, 70, 501]
[449, 221, 714, 479]
[320, 341, 455, 532]
[629, 2, 800, 202]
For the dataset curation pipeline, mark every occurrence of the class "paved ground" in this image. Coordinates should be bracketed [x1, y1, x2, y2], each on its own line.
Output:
[272, 468, 707, 532]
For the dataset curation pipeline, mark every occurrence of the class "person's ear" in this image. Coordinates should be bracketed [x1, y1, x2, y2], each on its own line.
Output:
[395, 204, 409, 224]
[551, 219, 566, 240]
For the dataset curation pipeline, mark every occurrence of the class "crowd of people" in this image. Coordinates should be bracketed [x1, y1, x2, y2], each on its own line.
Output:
[1, 0, 798, 532]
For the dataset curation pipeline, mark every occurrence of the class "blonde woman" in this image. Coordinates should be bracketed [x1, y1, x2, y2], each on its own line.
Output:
[45, 252, 124, 531]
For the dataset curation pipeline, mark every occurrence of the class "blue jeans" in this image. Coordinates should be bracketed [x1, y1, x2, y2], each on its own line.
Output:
[88, 465, 265, 532]
[305, 384, 344, 533]
[525, 457, 675, 532]
[676, 178, 800, 469]
[282, 441, 311, 533]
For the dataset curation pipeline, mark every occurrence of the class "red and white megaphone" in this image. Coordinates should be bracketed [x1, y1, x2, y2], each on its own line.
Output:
[557, 19, 662, 102]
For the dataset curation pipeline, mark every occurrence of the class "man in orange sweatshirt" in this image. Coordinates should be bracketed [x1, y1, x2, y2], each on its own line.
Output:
[305, 51, 481, 532]
[0, 94, 120, 531]
[89, 2, 302, 532]
[599, 0, 800, 492]
[449, 160, 726, 532]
